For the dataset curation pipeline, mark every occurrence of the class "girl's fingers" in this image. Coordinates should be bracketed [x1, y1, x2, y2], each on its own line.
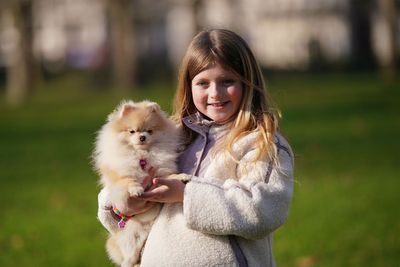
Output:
[148, 167, 156, 178]
[140, 185, 169, 199]
[152, 178, 174, 186]
[139, 178, 185, 203]
[142, 167, 156, 190]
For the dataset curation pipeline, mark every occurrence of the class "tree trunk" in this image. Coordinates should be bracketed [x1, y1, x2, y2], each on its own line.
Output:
[377, 0, 397, 80]
[192, 0, 204, 33]
[349, 0, 375, 69]
[5, 1, 36, 106]
[107, 0, 136, 90]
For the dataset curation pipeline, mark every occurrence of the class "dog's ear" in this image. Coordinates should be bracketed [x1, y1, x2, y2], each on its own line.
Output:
[119, 103, 136, 117]
[147, 102, 161, 113]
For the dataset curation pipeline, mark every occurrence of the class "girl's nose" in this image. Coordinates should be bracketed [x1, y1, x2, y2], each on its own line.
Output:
[209, 82, 221, 98]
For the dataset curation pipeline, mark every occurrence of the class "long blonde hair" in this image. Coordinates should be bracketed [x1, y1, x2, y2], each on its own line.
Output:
[173, 29, 279, 163]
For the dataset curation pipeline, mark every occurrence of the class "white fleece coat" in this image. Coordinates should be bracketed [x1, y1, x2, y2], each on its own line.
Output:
[98, 116, 294, 267]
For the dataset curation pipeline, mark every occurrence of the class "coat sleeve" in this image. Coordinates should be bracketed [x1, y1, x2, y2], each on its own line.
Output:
[183, 139, 294, 240]
[97, 187, 119, 234]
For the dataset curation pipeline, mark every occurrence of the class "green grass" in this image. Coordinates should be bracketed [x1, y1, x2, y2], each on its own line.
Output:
[269, 72, 400, 267]
[0, 71, 399, 266]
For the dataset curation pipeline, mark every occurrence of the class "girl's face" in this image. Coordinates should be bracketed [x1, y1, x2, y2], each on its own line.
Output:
[191, 63, 243, 124]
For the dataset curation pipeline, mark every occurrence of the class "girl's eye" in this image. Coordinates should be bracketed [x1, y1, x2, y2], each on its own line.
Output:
[222, 79, 235, 86]
[129, 130, 135, 134]
[147, 130, 153, 134]
[195, 81, 208, 87]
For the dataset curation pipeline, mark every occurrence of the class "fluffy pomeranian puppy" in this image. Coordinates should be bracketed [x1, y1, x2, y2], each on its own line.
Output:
[93, 100, 184, 267]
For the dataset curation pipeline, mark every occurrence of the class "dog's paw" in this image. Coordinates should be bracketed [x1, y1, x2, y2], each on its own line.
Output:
[128, 186, 144, 197]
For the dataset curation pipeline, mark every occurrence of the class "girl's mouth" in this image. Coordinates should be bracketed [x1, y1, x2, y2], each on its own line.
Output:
[208, 101, 228, 107]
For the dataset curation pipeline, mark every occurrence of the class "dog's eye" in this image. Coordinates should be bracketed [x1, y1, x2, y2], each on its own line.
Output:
[129, 130, 135, 134]
[147, 130, 153, 134]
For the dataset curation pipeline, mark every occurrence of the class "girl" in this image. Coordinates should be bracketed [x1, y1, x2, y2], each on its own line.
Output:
[98, 29, 294, 267]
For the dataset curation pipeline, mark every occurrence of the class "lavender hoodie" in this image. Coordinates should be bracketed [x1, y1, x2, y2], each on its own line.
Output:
[98, 114, 294, 266]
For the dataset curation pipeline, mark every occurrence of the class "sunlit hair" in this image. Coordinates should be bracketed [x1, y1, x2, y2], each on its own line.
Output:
[172, 29, 280, 163]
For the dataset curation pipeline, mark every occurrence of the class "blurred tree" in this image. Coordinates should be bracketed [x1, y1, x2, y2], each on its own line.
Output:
[106, 0, 137, 91]
[1, 0, 40, 106]
[349, 0, 375, 68]
[377, 0, 398, 80]
[192, 0, 204, 32]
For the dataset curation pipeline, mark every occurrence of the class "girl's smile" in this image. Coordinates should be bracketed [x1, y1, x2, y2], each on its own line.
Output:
[191, 63, 243, 123]
[208, 101, 228, 107]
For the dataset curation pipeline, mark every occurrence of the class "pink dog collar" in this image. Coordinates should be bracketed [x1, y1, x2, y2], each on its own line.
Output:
[139, 159, 147, 170]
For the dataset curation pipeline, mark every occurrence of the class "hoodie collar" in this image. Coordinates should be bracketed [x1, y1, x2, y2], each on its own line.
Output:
[182, 112, 231, 136]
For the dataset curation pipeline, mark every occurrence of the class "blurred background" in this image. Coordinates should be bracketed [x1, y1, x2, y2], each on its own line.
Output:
[0, 0, 399, 266]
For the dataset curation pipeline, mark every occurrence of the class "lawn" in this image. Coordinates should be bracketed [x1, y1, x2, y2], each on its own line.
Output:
[0, 71, 399, 266]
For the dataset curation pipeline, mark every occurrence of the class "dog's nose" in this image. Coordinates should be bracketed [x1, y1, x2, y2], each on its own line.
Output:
[139, 136, 146, 142]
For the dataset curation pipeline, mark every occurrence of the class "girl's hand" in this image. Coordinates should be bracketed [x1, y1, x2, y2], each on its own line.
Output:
[116, 197, 156, 217]
[139, 178, 186, 203]
[113, 167, 157, 216]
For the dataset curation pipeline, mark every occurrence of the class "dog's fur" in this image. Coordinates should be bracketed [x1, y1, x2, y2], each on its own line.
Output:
[93, 100, 183, 267]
